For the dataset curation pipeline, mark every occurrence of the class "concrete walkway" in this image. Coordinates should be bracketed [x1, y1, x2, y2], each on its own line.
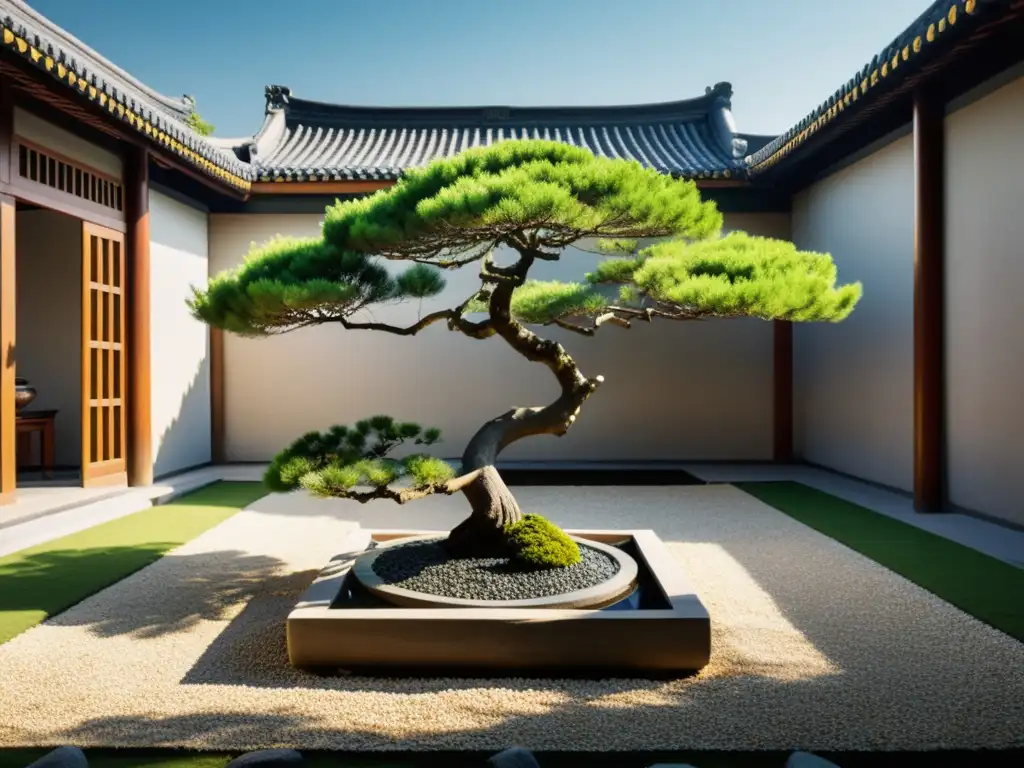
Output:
[1, 461, 1021, 569]
[0, 465, 263, 557]
[682, 462, 1024, 569]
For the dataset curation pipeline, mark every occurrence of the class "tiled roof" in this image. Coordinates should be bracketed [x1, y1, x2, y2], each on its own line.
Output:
[0, 0, 252, 191]
[235, 82, 753, 182]
[746, 0, 1009, 173]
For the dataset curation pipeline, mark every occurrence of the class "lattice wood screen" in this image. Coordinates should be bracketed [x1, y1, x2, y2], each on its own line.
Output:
[18, 140, 123, 213]
[81, 222, 127, 486]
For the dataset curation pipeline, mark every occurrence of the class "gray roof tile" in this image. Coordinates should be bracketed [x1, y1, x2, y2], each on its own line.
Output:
[240, 82, 752, 181]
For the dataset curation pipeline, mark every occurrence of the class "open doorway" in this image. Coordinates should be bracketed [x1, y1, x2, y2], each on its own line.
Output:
[14, 203, 82, 487]
[13, 202, 128, 493]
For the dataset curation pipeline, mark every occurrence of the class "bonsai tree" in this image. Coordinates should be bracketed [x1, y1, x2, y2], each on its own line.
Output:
[190, 140, 861, 563]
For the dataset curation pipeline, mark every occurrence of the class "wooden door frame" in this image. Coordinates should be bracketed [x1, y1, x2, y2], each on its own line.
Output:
[0, 89, 153, 504]
[80, 222, 128, 487]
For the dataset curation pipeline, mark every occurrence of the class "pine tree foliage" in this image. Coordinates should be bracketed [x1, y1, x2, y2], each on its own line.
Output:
[187, 140, 722, 335]
[264, 415, 456, 500]
[187, 139, 862, 512]
[189, 236, 444, 336]
[505, 232, 862, 326]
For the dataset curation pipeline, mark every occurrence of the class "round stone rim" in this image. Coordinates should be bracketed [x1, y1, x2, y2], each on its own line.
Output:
[353, 534, 639, 609]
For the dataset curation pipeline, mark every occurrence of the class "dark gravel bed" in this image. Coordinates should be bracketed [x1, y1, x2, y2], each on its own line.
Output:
[369, 538, 621, 601]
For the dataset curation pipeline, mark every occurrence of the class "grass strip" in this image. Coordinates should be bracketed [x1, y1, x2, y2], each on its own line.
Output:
[739, 481, 1024, 642]
[0, 481, 267, 645]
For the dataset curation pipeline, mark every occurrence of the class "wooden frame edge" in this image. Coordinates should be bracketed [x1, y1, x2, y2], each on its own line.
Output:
[125, 146, 152, 487]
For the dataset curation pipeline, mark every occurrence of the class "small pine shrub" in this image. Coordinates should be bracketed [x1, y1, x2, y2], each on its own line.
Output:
[504, 514, 581, 569]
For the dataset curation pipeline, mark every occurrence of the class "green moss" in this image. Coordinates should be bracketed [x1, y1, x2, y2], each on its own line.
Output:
[504, 514, 581, 569]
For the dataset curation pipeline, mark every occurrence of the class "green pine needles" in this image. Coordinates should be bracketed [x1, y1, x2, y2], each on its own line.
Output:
[264, 415, 456, 500]
[188, 138, 863, 533]
[505, 231, 861, 327]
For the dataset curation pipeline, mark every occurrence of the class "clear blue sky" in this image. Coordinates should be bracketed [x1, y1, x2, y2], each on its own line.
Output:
[30, 0, 928, 138]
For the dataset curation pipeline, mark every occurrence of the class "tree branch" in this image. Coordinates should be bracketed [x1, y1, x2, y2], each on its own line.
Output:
[339, 309, 454, 336]
[324, 467, 485, 505]
[338, 293, 495, 340]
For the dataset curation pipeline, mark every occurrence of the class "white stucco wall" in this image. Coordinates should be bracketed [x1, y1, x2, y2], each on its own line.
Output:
[791, 134, 915, 491]
[13, 108, 123, 179]
[944, 73, 1024, 527]
[15, 209, 82, 468]
[149, 189, 211, 477]
[209, 211, 788, 464]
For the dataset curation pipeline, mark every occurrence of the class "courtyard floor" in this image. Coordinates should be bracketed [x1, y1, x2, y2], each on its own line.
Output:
[0, 481, 1021, 755]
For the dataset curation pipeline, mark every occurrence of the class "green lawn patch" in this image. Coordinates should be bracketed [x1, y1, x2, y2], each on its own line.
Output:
[739, 481, 1024, 643]
[0, 481, 267, 645]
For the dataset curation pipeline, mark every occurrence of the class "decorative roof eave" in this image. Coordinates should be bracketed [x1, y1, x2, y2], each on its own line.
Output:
[264, 81, 739, 128]
[746, 0, 994, 175]
[251, 165, 748, 184]
[0, 7, 253, 192]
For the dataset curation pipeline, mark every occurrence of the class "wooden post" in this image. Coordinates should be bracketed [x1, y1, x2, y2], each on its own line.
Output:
[913, 89, 945, 513]
[0, 195, 15, 504]
[0, 83, 15, 504]
[210, 327, 225, 464]
[773, 320, 794, 462]
[125, 145, 152, 486]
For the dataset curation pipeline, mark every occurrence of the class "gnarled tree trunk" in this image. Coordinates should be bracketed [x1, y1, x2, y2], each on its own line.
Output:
[443, 251, 604, 558]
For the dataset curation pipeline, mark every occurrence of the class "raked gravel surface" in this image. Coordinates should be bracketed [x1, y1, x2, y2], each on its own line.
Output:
[0, 484, 1022, 752]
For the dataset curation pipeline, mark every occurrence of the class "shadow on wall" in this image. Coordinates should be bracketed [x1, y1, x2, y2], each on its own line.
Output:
[152, 352, 210, 479]
[149, 189, 213, 478]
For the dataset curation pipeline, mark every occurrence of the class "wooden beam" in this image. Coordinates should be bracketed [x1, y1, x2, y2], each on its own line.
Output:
[3, 180, 126, 233]
[772, 320, 794, 462]
[0, 195, 15, 504]
[249, 180, 394, 195]
[210, 327, 225, 464]
[912, 89, 945, 513]
[125, 145, 152, 487]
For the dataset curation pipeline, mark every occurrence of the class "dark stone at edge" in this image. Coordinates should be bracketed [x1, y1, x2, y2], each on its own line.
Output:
[226, 749, 305, 768]
[25, 747, 88, 768]
[486, 746, 541, 768]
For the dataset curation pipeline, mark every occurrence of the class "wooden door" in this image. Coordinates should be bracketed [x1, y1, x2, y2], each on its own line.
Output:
[81, 222, 127, 487]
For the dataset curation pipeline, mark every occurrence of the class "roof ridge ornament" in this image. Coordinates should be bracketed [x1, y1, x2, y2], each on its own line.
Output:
[265, 85, 292, 113]
[705, 81, 734, 103]
[705, 83, 747, 160]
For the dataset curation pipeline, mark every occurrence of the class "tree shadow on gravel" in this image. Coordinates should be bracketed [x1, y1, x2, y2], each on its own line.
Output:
[44, 549, 313, 641]
[170, 493, 1024, 754]
[27, 700, 1024, 762]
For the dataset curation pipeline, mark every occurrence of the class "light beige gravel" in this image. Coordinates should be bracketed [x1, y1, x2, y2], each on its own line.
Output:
[0, 484, 1022, 752]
